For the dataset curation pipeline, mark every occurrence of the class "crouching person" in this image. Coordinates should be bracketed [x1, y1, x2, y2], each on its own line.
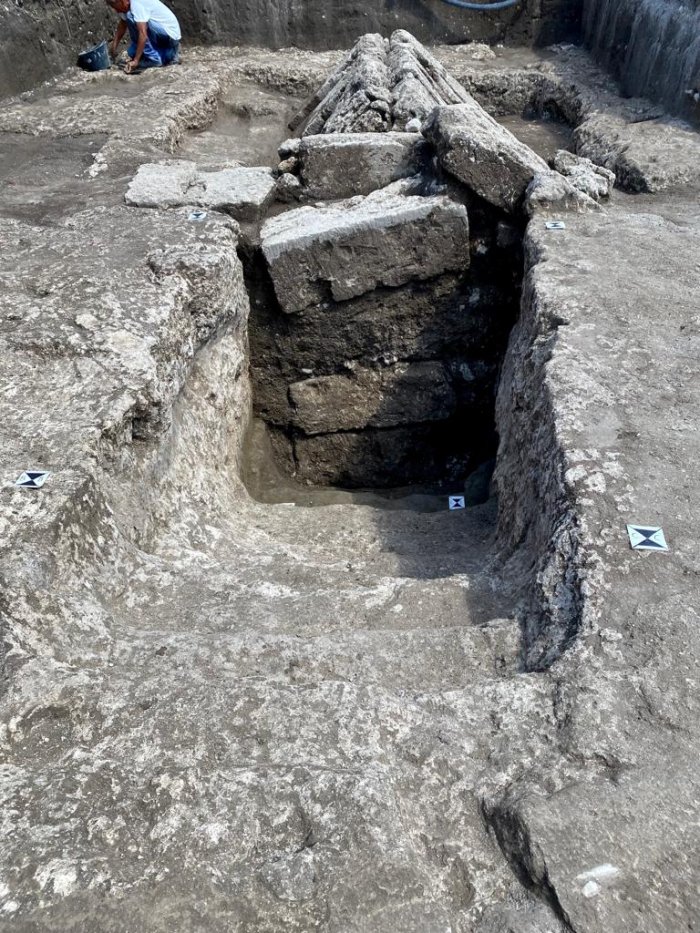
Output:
[107, 0, 181, 73]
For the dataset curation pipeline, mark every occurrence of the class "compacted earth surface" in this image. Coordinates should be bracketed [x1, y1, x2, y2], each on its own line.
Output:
[1, 35, 700, 933]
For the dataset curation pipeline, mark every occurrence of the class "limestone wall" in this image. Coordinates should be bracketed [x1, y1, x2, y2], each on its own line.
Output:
[0, 0, 582, 98]
[583, 0, 700, 125]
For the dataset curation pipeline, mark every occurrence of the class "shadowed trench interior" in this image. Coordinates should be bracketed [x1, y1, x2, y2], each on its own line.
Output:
[241, 178, 526, 507]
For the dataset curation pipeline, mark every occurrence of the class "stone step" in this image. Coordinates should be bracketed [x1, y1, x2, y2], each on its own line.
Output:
[114, 620, 521, 692]
[119, 560, 509, 635]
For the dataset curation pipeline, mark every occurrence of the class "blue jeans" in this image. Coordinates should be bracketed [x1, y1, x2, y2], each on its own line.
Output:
[126, 15, 180, 67]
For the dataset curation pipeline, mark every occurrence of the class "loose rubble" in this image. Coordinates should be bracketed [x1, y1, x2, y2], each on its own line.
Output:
[552, 148, 616, 199]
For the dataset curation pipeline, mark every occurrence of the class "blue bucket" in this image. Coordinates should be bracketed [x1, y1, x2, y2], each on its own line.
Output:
[77, 40, 111, 72]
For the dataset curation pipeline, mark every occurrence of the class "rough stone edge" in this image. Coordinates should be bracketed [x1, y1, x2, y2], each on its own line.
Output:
[494, 228, 590, 672]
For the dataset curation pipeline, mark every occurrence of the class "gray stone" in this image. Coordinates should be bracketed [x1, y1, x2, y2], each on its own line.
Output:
[292, 30, 472, 137]
[277, 156, 299, 174]
[260, 180, 470, 313]
[291, 422, 471, 487]
[278, 137, 302, 159]
[296, 131, 427, 199]
[275, 172, 303, 203]
[124, 159, 198, 208]
[524, 169, 600, 216]
[249, 275, 514, 430]
[299, 33, 392, 137]
[289, 362, 455, 434]
[574, 111, 700, 193]
[390, 28, 470, 129]
[552, 149, 615, 199]
[423, 100, 549, 212]
[126, 162, 277, 221]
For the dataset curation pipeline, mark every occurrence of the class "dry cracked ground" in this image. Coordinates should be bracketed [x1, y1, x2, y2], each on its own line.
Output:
[1, 34, 700, 933]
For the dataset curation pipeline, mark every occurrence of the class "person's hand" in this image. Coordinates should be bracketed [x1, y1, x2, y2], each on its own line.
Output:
[124, 59, 140, 74]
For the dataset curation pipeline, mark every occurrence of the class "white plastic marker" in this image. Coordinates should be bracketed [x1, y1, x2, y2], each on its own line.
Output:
[14, 470, 51, 489]
[627, 524, 669, 551]
[545, 221, 566, 230]
[448, 495, 465, 511]
[188, 210, 208, 222]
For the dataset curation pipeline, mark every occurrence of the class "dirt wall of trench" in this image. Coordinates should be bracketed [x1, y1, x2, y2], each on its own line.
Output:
[0, 0, 582, 98]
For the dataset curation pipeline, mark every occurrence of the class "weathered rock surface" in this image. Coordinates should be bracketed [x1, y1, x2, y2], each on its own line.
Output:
[493, 193, 700, 933]
[292, 30, 472, 136]
[260, 181, 470, 313]
[291, 131, 428, 199]
[574, 111, 700, 193]
[525, 169, 600, 215]
[289, 362, 455, 434]
[295, 33, 392, 136]
[423, 101, 549, 212]
[3, 39, 700, 933]
[389, 29, 470, 129]
[552, 148, 616, 199]
[126, 160, 276, 220]
[275, 171, 303, 202]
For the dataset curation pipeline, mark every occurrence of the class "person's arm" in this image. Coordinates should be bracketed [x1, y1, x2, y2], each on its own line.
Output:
[110, 19, 127, 58]
[125, 21, 148, 71]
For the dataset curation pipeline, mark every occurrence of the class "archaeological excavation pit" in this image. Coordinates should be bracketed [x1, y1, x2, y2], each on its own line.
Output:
[4, 5, 700, 932]
[238, 32, 553, 503]
[243, 174, 525, 500]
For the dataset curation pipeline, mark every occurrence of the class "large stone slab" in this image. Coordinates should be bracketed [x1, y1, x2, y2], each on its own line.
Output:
[390, 29, 470, 129]
[291, 30, 471, 136]
[260, 181, 470, 313]
[293, 131, 428, 199]
[297, 33, 392, 136]
[126, 161, 276, 221]
[288, 362, 455, 435]
[422, 101, 549, 212]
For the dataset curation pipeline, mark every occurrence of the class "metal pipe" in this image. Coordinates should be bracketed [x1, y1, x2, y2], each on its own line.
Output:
[438, 0, 520, 10]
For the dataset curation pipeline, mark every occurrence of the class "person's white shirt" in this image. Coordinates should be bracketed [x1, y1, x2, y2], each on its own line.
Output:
[120, 0, 181, 40]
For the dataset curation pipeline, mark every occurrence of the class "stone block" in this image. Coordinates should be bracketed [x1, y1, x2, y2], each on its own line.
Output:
[297, 132, 428, 199]
[390, 29, 469, 129]
[124, 160, 198, 208]
[552, 149, 615, 200]
[290, 30, 472, 137]
[194, 167, 277, 220]
[126, 162, 276, 221]
[525, 170, 599, 216]
[292, 420, 471, 487]
[298, 33, 392, 137]
[260, 181, 470, 313]
[288, 362, 455, 435]
[422, 101, 549, 212]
